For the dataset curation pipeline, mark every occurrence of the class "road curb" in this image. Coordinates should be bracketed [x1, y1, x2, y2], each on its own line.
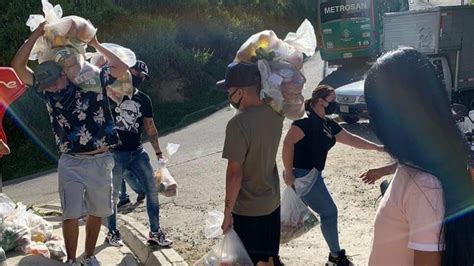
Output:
[118, 215, 188, 266]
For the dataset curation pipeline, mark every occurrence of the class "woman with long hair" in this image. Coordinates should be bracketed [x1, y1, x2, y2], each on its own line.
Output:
[365, 47, 474, 265]
[282, 85, 384, 266]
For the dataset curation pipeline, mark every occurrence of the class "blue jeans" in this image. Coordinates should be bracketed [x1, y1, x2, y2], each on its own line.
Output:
[107, 149, 160, 232]
[293, 168, 340, 254]
[119, 170, 145, 202]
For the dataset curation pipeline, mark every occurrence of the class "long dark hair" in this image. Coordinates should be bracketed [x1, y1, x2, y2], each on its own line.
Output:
[305, 84, 334, 111]
[365, 47, 474, 265]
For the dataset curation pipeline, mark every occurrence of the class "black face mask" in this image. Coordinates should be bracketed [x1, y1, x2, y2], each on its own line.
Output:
[228, 89, 243, 109]
[325, 101, 337, 115]
[132, 75, 143, 88]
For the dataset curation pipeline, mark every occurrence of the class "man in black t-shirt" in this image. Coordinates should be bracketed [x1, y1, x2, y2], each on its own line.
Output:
[105, 60, 172, 247]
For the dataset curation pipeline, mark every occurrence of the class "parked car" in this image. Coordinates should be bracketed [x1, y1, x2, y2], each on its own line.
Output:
[335, 79, 367, 124]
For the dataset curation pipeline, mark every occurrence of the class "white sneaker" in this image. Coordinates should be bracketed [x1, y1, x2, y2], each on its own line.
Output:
[81, 256, 101, 266]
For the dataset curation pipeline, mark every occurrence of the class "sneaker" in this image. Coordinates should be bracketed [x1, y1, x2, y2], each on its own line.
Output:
[326, 250, 353, 266]
[117, 198, 131, 209]
[136, 192, 146, 202]
[147, 229, 172, 247]
[105, 230, 124, 247]
[81, 255, 100, 266]
[64, 260, 79, 265]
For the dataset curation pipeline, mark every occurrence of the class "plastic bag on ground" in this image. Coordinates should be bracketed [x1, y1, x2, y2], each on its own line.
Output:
[0, 194, 15, 218]
[195, 226, 252, 265]
[204, 210, 224, 239]
[45, 239, 66, 260]
[25, 242, 50, 258]
[4, 203, 53, 249]
[0, 222, 31, 252]
[25, 213, 53, 242]
[154, 143, 180, 197]
[280, 186, 319, 243]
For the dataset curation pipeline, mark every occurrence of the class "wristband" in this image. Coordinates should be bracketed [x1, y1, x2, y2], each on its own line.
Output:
[156, 151, 163, 156]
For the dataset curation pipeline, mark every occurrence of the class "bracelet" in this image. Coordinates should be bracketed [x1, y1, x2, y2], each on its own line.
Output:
[156, 151, 163, 156]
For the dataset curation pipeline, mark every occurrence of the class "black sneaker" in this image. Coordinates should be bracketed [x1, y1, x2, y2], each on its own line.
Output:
[147, 228, 172, 247]
[136, 193, 146, 203]
[105, 230, 124, 247]
[326, 250, 354, 266]
[117, 198, 131, 209]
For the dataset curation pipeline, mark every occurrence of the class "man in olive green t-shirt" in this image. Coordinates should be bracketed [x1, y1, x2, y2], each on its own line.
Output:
[217, 62, 284, 265]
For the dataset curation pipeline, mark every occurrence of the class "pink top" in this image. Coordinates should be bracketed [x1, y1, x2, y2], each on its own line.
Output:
[369, 165, 444, 266]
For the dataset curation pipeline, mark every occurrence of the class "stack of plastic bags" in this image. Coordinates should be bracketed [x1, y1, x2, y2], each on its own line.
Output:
[280, 187, 319, 243]
[194, 211, 253, 266]
[233, 19, 317, 120]
[154, 143, 180, 197]
[27, 0, 100, 92]
[26, 0, 136, 102]
[0, 194, 66, 261]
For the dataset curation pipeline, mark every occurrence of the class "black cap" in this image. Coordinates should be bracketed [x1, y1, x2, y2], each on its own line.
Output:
[216, 62, 261, 90]
[34, 61, 62, 90]
[131, 60, 150, 80]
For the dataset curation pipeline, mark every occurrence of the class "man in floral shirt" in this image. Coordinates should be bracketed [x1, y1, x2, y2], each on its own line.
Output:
[11, 22, 128, 266]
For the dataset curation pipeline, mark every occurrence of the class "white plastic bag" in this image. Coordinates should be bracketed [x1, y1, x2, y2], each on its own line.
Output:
[293, 168, 318, 197]
[195, 211, 252, 266]
[27, 0, 95, 60]
[45, 239, 66, 260]
[43, 16, 96, 46]
[53, 46, 85, 81]
[0, 222, 30, 252]
[73, 62, 101, 93]
[88, 43, 137, 68]
[194, 229, 253, 266]
[234, 19, 316, 70]
[258, 60, 306, 120]
[25, 242, 50, 258]
[280, 186, 319, 243]
[283, 19, 317, 58]
[0, 194, 15, 218]
[154, 143, 180, 197]
[204, 210, 224, 239]
[106, 70, 134, 104]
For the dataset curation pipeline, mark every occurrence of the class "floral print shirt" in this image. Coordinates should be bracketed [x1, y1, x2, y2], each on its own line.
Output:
[38, 65, 119, 154]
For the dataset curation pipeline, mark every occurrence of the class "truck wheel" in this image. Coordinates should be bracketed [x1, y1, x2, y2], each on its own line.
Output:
[340, 115, 359, 124]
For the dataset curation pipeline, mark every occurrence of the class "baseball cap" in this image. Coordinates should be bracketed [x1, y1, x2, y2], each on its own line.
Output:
[216, 62, 261, 90]
[131, 60, 150, 80]
[34, 61, 62, 90]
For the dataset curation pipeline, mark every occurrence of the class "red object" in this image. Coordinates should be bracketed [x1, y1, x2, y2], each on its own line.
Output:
[0, 67, 27, 144]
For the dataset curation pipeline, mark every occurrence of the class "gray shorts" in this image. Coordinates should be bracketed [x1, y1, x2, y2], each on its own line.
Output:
[58, 152, 114, 220]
